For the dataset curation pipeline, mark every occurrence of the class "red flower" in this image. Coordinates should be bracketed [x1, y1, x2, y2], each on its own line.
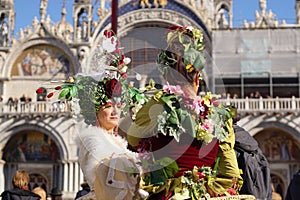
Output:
[212, 100, 219, 107]
[36, 87, 45, 94]
[104, 30, 112, 38]
[121, 73, 128, 78]
[47, 92, 54, 98]
[55, 86, 62, 90]
[104, 79, 122, 98]
[227, 188, 236, 195]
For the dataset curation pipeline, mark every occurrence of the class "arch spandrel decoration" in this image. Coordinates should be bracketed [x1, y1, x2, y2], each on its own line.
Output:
[94, 8, 211, 45]
[2, 130, 60, 162]
[11, 45, 73, 78]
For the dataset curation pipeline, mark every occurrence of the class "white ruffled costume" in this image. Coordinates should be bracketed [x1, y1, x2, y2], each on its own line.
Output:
[76, 122, 141, 200]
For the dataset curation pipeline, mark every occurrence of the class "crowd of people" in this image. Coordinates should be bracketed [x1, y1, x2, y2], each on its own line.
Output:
[1, 26, 298, 200]
[0, 170, 63, 200]
[5, 95, 32, 112]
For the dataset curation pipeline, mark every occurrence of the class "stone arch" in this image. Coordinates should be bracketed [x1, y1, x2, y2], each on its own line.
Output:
[251, 122, 300, 162]
[93, 8, 212, 45]
[246, 120, 300, 198]
[3, 38, 79, 78]
[90, 9, 213, 88]
[0, 122, 69, 191]
[214, 0, 232, 28]
[0, 122, 69, 162]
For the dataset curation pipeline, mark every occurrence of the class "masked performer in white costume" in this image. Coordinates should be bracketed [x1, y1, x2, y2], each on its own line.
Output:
[40, 30, 146, 200]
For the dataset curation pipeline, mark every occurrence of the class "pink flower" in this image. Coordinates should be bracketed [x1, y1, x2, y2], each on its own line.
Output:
[121, 73, 128, 78]
[194, 99, 205, 115]
[227, 188, 236, 195]
[163, 83, 184, 95]
[201, 123, 210, 131]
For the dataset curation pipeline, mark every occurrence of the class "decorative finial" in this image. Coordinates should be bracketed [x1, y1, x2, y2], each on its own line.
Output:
[259, 0, 267, 14]
[40, 0, 48, 23]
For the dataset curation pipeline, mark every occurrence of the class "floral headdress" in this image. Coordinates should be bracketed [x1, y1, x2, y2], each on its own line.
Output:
[36, 30, 147, 125]
[157, 26, 206, 76]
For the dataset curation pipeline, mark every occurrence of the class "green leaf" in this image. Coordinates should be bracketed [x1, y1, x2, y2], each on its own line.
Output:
[181, 112, 197, 138]
[183, 48, 205, 70]
[58, 88, 70, 99]
[69, 86, 78, 98]
[150, 169, 167, 185]
[159, 157, 179, 178]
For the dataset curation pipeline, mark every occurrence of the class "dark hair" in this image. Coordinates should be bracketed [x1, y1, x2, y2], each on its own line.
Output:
[157, 26, 205, 86]
[159, 50, 199, 85]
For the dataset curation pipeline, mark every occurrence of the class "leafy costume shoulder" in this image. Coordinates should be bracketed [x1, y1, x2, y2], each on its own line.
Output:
[127, 88, 242, 198]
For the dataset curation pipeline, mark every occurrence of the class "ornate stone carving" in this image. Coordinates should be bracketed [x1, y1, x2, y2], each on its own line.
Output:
[244, 0, 279, 29]
[39, 0, 48, 22]
[132, 0, 168, 8]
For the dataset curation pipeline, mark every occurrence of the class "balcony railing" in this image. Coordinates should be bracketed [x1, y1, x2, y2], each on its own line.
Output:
[0, 101, 71, 117]
[218, 96, 300, 115]
[0, 97, 299, 117]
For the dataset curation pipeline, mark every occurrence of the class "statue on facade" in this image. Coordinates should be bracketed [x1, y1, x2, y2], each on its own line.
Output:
[40, 0, 48, 22]
[153, 0, 168, 8]
[0, 22, 8, 47]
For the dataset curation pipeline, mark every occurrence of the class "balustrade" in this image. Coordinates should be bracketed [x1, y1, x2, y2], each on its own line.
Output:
[0, 101, 71, 117]
[0, 97, 299, 116]
[218, 96, 300, 115]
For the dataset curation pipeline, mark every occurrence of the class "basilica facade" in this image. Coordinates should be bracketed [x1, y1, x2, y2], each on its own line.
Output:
[0, 0, 300, 199]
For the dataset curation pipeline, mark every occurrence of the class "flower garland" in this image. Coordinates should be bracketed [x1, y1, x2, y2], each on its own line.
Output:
[153, 83, 232, 144]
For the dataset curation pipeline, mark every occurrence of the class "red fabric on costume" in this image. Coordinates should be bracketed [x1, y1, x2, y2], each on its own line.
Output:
[150, 134, 219, 173]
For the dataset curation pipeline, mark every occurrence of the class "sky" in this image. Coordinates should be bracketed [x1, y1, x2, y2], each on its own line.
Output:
[13, 0, 296, 37]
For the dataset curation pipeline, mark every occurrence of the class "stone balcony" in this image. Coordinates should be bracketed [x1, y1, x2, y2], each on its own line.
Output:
[0, 101, 72, 118]
[0, 97, 299, 118]
[218, 96, 300, 116]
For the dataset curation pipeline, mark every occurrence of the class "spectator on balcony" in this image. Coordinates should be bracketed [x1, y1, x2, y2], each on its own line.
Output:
[20, 94, 26, 112]
[254, 91, 261, 98]
[6, 97, 14, 111]
[14, 97, 19, 111]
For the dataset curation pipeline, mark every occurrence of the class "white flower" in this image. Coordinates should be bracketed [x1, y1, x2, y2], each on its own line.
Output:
[102, 36, 117, 53]
[185, 26, 194, 31]
[119, 65, 128, 74]
[124, 57, 131, 65]
[70, 98, 81, 117]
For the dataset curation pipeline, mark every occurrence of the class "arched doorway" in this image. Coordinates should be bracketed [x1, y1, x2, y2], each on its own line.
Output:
[254, 127, 300, 197]
[2, 130, 62, 191]
[29, 173, 48, 193]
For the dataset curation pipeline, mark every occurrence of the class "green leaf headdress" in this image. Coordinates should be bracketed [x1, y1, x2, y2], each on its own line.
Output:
[157, 26, 206, 75]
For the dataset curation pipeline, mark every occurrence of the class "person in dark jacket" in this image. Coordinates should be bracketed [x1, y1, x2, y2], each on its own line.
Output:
[1, 170, 41, 200]
[74, 182, 90, 199]
[49, 188, 62, 200]
[285, 170, 300, 200]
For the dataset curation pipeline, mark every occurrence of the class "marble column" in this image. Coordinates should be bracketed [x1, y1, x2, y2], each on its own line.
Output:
[0, 160, 5, 192]
[63, 162, 68, 192]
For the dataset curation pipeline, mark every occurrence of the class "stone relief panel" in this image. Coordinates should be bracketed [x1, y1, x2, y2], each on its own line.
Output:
[3, 131, 60, 162]
[12, 45, 72, 78]
[255, 128, 300, 162]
